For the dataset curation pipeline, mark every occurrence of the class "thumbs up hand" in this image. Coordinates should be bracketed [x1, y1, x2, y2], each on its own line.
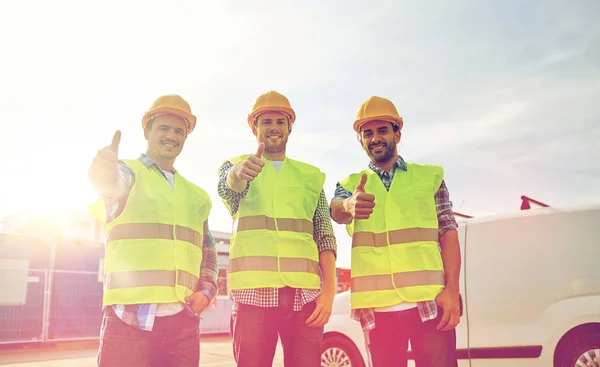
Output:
[232, 143, 266, 183]
[109, 130, 121, 155]
[89, 130, 121, 187]
[344, 173, 376, 220]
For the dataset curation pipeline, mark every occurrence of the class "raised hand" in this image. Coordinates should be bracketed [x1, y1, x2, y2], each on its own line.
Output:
[344, 173, 376, 220]
[233, 143, 266, 182]
[89, 130, 121, 186]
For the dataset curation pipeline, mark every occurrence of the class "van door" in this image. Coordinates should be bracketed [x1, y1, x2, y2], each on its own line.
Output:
[456, 222, 471, 366]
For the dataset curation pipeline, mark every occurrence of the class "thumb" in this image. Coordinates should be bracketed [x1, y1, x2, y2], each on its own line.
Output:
[110, 130, 121, 154]
[254, 142, 265, 158]
[355, 173, 368, 192]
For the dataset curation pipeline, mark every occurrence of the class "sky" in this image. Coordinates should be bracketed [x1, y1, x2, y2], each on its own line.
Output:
[0, 0, 599, 268]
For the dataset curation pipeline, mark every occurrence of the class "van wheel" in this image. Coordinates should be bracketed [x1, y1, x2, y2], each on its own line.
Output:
[559, 334, 600, 367]
[321, 335, 366, 367]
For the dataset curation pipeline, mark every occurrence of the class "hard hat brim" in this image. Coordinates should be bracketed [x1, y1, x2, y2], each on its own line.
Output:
[247, 106, 296, 128]
[353, 115, 403, 133]
[142, 107, 197, 134]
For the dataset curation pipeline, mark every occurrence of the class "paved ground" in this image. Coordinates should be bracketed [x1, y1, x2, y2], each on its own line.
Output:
[0, 335, 284, 367]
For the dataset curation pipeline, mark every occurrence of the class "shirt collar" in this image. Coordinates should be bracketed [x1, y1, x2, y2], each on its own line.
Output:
[138, 153, 177, 174]
[368, 155, 407, 175]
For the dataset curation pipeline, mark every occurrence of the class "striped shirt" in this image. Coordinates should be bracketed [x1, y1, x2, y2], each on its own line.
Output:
[218, 159, 337, 312]
[333, 156, 458, 332]
[100, 154, 218, 331]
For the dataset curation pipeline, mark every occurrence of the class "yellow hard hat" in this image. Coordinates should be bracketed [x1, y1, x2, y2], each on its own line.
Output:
[247, 91, 296, 128]
[353, 96, 403, 133]
[142, 94, 197, 134]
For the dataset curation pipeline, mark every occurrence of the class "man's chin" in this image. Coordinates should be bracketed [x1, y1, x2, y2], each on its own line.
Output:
[372, 154, 393, 164]
[265, 142, 285, 152]
[159, 152, 179, 161]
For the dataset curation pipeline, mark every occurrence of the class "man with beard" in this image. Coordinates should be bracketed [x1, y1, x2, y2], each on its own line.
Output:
[218, 90, 337, 367]
[88, 95, 218, 367]
[330, 96, 461, 366]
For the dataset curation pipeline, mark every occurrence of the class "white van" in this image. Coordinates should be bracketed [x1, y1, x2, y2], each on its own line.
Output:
[321, 203, 600, 367]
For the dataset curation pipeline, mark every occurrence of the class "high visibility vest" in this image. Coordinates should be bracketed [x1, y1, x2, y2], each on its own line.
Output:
[339, 163, 445, 309]
[222, 155, 325, 290]
[89, 159, 211, 306]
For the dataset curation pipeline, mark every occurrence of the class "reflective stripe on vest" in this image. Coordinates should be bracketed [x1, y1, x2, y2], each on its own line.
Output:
[352, 227, 438, 248]
[89, 159, 210, 306]
[235, 215, 313, 235]
[340, 163, 445, 309]
[108, 223, 202, 248]
[105, 269, 199, 292]
[351, 270, 445, 292]
[225, 155, 325, 290]
[228, 256, 320, 275]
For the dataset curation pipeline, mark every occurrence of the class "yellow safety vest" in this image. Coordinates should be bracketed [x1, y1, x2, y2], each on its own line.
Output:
[89, 159, 211, 306]
[221, 155, 325, 290]
[339, 163, 445, 309]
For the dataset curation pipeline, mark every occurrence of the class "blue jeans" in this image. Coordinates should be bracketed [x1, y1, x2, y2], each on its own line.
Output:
[97, 307, 200, 367]
[368, 307, 458, 367]
[230, 287, 323, 367]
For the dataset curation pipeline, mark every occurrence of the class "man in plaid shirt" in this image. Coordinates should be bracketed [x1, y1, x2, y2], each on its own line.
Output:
[330, 96, 461, 366]
[89, 95, 218, 367]
[218, 91, 337, 367]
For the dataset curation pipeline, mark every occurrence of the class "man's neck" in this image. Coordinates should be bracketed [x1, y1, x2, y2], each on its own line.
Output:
[263, 150, 286, 161]
[146, 152, 175, 173]
[371, 154, 398, 173]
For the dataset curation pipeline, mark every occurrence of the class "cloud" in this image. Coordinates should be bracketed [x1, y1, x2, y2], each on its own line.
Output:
[0, 0, 599, 270]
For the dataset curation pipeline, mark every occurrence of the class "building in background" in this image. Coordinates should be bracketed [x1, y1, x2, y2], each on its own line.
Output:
[0, 210, 353, 345]
[1, 211, 105, 242]
[337, 267, 351, 293]
[0, 212, 234, 249]
[0, 213, 236, 342]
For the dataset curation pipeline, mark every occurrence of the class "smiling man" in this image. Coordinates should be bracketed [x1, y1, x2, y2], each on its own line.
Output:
[330, 96, 461, 367]
[88, 95, 218, 367]
[218, 91, 337, 367]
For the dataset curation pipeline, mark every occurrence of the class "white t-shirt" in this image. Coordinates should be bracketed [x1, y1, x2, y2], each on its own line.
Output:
[270, 160, 283, 172]
[375, 303, 418, 312]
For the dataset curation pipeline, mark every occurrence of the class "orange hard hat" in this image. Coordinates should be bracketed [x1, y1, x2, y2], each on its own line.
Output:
[353, 96, 403, 133]
[247, 91, 296, 128]
[141, 95, 197, 133]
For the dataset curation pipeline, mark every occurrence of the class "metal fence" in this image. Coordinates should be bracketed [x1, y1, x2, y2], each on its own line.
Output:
[0, 269, 46, 344]
[0, 236, 231, 345]
[47, 270, 104, 341]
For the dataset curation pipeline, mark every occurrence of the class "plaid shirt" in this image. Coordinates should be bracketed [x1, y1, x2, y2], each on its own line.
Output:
[218, 159, 337, 312]
[333, 156, 458, 332]
[100, 154, 218, 331]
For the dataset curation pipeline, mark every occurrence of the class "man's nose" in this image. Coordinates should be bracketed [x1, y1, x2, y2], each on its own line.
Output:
[165, 129, 178, 141]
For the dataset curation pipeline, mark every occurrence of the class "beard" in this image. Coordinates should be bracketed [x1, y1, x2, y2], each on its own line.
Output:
[368, 141, 396, 163]
[263, 134, 288, 154]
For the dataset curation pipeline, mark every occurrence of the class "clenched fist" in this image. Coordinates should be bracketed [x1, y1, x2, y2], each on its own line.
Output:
[343, 173, 376, 220]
